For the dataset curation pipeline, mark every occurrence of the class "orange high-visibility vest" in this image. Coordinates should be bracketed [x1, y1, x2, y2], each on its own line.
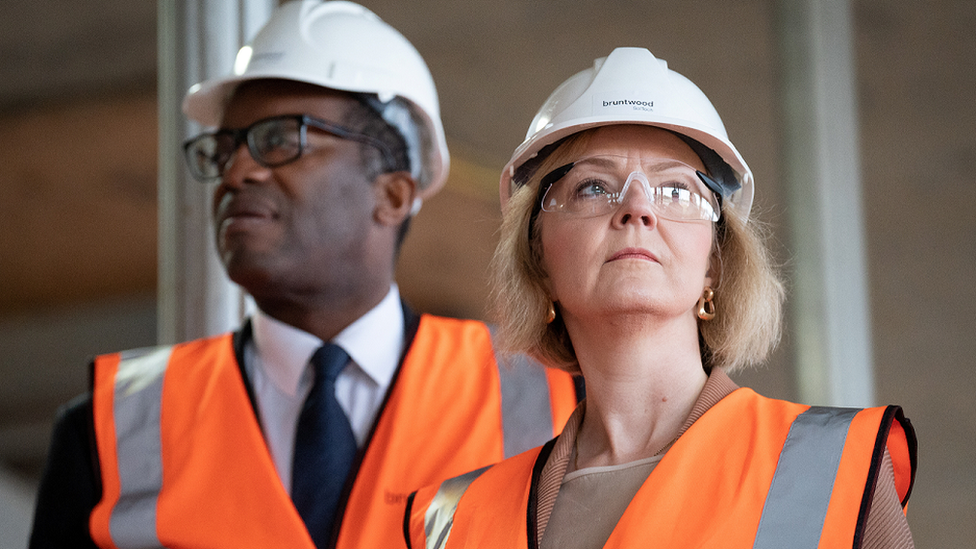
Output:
[407, 388, 916, 549]
[89, 314, 578, 549]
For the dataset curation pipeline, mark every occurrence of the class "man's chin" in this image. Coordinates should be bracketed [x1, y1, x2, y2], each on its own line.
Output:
[221, 252, 278, 291]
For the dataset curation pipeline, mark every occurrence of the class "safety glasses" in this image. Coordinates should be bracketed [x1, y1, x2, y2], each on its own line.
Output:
[538, 154, 721, 222]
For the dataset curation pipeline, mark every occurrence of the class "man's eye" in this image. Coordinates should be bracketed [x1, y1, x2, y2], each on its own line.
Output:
[263, 130, 291, 149]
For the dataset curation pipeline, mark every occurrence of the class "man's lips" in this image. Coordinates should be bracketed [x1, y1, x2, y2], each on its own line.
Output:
[607, 247, 658, 263]
[217, 197, 275, 222]
[216, 195, 278, 231]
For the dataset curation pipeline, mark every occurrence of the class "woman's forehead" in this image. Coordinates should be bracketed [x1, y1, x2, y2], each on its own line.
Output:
[576, 125, 706, 171]
[570, 155, 699, 175]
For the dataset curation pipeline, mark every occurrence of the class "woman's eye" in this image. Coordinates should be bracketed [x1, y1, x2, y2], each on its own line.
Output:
[663, 180, 689, 190]
[574, 179, 611, 199]
[659, 183, 692, 200]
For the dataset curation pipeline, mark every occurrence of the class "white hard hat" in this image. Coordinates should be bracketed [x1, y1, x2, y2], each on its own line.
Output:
[182, 0, 449, 197]
[500, 47, 753, 219]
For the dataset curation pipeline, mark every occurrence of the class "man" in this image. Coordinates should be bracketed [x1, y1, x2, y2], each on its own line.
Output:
[29, 2, 578, 548]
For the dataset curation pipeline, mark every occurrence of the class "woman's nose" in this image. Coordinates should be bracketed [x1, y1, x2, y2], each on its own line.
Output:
[613, 173, 658, 227]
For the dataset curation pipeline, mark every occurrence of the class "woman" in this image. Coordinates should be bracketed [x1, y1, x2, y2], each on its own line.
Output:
[405, 47, 916, 548]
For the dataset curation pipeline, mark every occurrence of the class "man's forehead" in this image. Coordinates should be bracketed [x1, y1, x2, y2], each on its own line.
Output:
[220, 79, 357, 126]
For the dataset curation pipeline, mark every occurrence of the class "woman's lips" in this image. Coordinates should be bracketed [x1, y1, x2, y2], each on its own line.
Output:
[607, 247, 658, 263]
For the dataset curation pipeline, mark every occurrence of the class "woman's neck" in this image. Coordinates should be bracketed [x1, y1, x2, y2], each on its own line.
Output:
[565, 311, 708, 469]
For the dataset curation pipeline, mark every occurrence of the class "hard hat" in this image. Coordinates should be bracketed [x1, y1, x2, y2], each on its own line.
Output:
[182, 0, 450, 197]
[500, 47, 753, 219]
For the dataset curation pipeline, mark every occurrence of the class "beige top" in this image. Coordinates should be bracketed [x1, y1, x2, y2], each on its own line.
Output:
[535, 369, 914, 548]
[541, 456, 662, 549]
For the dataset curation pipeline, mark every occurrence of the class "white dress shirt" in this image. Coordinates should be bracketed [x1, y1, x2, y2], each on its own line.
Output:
[244, 285, 405, 492]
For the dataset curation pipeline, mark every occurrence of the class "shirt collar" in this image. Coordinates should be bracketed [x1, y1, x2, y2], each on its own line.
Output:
[251, 285, 404, 396]
[333, 284, 404, 390]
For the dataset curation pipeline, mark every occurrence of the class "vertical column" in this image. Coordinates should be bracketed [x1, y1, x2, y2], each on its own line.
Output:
[157, 0, 273, 344]
[776, 0, 875, 406]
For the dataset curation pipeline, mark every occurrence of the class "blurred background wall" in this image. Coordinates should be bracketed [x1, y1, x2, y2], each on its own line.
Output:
[0, 0, 972, 547]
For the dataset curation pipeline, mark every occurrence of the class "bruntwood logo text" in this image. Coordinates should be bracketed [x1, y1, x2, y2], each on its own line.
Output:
[603, 99, 654, 111]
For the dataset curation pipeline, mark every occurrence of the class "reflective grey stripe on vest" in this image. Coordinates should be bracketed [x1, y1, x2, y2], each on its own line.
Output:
[752, 406, 860, 549]
[423, 465, 490, 549]
[489, 327, 555, 458]
[108, 345, 173, 548]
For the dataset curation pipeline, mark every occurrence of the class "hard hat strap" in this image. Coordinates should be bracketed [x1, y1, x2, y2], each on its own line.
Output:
[673, 134, 741, 198]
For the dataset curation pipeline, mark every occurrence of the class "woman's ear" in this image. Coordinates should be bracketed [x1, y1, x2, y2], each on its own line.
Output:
[705, 242, 722, 289]
[373, 171, 418, 227]
[534, 251, 555, 299]
[542, 278, 555, 301]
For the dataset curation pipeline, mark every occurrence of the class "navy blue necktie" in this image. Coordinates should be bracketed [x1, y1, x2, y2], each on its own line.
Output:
[292, 343, 357, 548]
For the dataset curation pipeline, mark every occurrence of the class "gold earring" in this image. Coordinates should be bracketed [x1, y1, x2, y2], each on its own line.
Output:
[697, 287, 716, 320]
[546, 302, 556, 324]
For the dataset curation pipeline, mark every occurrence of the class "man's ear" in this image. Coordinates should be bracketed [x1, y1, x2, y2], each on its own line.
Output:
[373, 171, 418, 227]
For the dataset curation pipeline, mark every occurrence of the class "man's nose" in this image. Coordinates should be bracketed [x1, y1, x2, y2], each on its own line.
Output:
[221, 142, 272, 188]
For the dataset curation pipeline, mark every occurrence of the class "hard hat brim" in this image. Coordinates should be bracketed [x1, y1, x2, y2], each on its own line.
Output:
[500, 117, 754, 219]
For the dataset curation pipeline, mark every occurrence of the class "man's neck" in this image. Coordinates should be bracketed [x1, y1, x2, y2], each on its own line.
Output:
[253, 283, 392, 343]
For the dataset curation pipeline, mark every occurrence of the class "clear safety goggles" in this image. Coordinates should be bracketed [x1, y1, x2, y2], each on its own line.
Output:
[182, 114, 395, 182]
[538, 155, 722, 222]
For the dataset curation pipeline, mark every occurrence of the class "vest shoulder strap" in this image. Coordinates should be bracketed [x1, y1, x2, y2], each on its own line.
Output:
[487, 324, 561, 458]
[752, 406, 861, 549]
[405, 317, 575, 458]
[90, 344, 177, 547]
[406, 442, 551, 549]
[91, 334, 312, 549]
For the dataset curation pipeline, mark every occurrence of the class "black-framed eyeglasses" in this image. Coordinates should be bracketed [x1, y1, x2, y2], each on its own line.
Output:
[182, 114, 396, 182]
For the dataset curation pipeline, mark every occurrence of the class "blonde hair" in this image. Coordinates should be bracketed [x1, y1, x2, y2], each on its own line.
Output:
[489, 128, 785, 374]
